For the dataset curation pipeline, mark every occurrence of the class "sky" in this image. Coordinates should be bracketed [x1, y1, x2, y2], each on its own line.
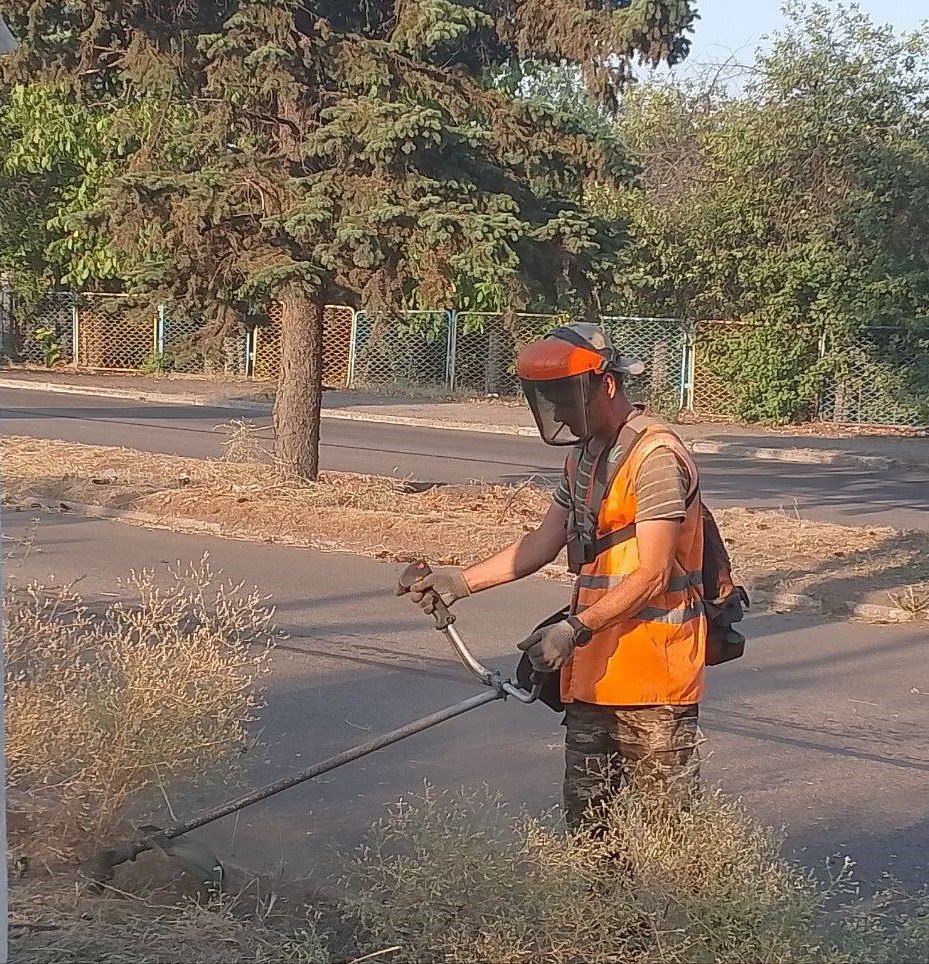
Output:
[662, 0, 927, 84]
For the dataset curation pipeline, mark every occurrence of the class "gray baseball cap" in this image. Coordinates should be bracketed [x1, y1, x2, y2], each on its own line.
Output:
[549, 321, 645, 376]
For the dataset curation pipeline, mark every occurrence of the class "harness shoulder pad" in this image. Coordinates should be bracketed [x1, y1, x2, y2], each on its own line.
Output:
[590, 414, 653, 515]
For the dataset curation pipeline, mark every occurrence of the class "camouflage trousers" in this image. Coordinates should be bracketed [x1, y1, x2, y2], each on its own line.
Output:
[562, 701, 702, 830]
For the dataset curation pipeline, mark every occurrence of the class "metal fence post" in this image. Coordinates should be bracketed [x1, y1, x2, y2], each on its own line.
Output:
[346, 309, 360, 389]
[243, 329, 254, 377]
[446, 310, 458, 390]
[250, 327, 260, 378]
[71, 298, 80, 368]
[680, 322, 695, 412]
[156, 304, 166, 356]
[815, 327, 828, 422]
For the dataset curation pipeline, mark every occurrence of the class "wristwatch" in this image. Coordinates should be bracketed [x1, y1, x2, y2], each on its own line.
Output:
[566, 614, 594, 647]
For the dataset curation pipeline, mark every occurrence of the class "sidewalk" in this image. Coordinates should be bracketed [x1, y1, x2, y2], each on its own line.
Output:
[2, 367, 927, 470]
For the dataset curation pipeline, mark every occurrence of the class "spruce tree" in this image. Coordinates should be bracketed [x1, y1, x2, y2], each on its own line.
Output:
[1, 1, 695, 478]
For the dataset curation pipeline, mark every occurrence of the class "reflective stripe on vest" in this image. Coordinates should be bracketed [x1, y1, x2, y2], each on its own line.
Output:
[635, 600, 705, 626]
[575, 570, 702, 592]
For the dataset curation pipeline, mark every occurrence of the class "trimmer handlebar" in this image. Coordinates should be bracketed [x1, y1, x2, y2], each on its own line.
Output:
[398, 560, 540, 704]
[86, 558, 542, 886]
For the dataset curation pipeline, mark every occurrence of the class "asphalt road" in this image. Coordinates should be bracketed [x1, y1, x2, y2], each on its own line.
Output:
[3, 386, 929, 529]
[4, 508, 927, 891]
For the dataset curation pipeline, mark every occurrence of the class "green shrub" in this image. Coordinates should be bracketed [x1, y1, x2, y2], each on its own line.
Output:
[33, 325, 62, 367]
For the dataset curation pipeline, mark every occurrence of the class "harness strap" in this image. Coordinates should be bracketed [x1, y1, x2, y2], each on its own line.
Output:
[571, 412, 699, 555]
[576, 411, 654, 537]
[592, 523, 637, 554]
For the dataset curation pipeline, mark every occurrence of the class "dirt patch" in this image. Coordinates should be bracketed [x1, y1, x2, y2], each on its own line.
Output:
[3, 435, 927, 617]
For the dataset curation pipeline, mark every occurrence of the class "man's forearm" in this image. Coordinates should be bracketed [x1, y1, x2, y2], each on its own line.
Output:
[464, 530, 560, 593]
[576, 567, 668, 633]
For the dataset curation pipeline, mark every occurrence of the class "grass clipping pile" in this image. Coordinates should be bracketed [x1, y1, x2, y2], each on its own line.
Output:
[4, 431, 928, 613]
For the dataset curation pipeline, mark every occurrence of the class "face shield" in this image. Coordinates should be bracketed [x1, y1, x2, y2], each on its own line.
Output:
[521, 372, 595, 446]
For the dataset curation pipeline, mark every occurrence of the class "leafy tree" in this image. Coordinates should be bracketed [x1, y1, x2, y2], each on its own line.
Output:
[0, 0, 696, 477]
[594, 1, 929, 420]
[0, 84, 126, 299]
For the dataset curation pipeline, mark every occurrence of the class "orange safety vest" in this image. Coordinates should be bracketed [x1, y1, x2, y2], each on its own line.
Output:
[560, 413, 707, 707]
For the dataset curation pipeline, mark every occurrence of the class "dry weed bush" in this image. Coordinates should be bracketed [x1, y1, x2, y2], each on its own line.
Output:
[329, 788, 928, 964]
[4, 558, 274, 854]
[215, 418, 270, 464]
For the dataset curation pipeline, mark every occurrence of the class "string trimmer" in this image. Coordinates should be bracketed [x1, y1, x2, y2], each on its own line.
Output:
[86, 561, 540, 886]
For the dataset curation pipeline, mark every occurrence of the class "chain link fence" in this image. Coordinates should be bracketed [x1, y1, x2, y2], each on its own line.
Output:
[452, 311, 564, 395]
[324, 305, 355, 387]
[161, 312, 249, 376]
[350, 310, 451, 391]
[602, 316, 688, 416]
[250, 304, 355, 385]
[250, 307, 281, 381]
[689, 321, 824, 422]
[690, 322, 751, 419]
[161, 308, 204, 374]
[76, 293, 154, 370]
[1, 288, 925, 430]
[819, 326, 929, 428]
[1, 290, 76, 365]
[451, 313, 688, 414]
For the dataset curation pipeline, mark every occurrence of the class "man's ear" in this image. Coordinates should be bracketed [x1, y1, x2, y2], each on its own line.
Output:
[603, 372, 618, 399]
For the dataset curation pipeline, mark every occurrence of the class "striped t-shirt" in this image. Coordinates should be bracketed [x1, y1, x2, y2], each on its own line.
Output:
[553, 440, 691, 523]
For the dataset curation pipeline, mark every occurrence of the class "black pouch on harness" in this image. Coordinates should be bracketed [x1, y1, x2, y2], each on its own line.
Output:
[516, 608, 568, 712]
[704, 585, 749, 665]
[700, 507, 749, 665]
[566, 530, 595, 574]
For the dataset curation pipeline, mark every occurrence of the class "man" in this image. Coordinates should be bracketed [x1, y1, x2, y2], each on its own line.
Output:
[405, 321, 722, 828]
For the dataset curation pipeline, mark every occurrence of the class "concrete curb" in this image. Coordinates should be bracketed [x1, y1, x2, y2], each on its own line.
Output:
[0, 376, 268, 412]
[11, 495, 922, 625]
[748, 587, 920, 624]
[0, 376, 917, 471]
[687, 440, 899, 471]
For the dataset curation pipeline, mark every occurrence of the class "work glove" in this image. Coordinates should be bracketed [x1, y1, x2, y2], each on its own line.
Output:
[407, 566, 471, 615]
[517, 618, 576, 673]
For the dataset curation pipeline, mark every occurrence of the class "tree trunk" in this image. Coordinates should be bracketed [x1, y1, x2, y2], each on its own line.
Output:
[274, 293, 324, 480]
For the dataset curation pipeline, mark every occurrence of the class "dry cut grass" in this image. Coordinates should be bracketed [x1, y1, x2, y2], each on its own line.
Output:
[716, 507, 929, 610]
[4, 558, 274, 859]
[1, 433, 551, 567]
[2, 431, 928, 612]
[10, 879, 327, 964]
